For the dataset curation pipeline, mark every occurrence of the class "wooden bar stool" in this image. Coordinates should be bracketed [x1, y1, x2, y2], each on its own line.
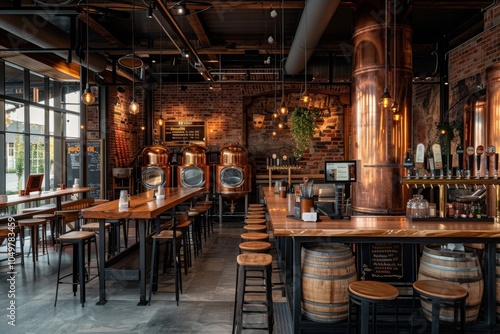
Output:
[54, 231, 99, 307]
[239, 241, 271, 254]
[243, 224, 267, 232]
[233, 253, 274, 333]
[32, 213, 56, 247]
[0, 225, 24, 267]
[348, 280, 399, 334]
[18, 218, 49, 264]
[186, 209, 203, 256]
[248, 203, 265, 208]
[412, 280, 468, 334]
[197, 200, 214, 233]
[244, 218, 267, 225]
[149, 229, 184, 305]
[240, 232, 269, 243]
[246, 213, 266, 219]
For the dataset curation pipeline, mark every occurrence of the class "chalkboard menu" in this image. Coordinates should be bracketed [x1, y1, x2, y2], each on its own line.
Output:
[164, 121, 206, 145]
[64, 140, 103, 199]
[357, 243, 417, 283]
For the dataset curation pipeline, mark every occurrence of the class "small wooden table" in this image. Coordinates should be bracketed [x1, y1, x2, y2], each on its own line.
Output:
[81, 187, 204, 305]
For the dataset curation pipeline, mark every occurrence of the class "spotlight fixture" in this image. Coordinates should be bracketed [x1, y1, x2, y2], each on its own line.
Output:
[181, 49, 189, 58]
[173, 1, 186, 15]
[270, 9, 277, 18]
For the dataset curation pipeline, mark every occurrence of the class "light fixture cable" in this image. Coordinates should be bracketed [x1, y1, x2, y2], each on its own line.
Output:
[278, 0, 287, 116]
[301, 0, 309, 104]
[81, 0, 95, 105]
[158, 22, 164, 126]
[391, 0, 401, 120]
[129, 0, 139, 114]
[379, 0, 393, 109]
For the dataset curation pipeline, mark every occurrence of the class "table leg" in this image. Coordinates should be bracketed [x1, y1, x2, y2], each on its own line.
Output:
[172, 208, 179, 305]
[292, 237, 302, 333]
[138, 218, 147, 305]
[96, 218, 107, 305]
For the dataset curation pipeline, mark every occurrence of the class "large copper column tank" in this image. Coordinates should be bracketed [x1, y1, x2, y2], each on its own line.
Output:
[178, 144, 210, 192]
[216, 143, 252, 199]
[486, 64, 500, 218]
[139, 144, 171, 190]
[351, 0, 412, 214]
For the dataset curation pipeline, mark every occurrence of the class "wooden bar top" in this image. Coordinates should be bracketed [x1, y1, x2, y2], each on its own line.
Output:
[0, 187, 95, 208]
[81, 187, 204, 220]
[263, 187, 500, 239]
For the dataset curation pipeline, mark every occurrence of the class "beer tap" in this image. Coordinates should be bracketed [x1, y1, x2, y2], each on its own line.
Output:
[495, 153, 499, 179]
[431, 143, 443, 179]
[456, 145, 464, 179]
[403, 147, 414, 178]
[485, 145, 496, 179]
[466, 146, 474, 179]
[476, 145, 484, 179]
[414, 144, 425, 180]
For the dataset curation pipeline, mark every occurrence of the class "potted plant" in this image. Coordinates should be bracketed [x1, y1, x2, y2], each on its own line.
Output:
[290, 107, 321, 159]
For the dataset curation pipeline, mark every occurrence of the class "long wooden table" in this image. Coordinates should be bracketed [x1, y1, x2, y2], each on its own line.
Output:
[263, 187, 500, 333]
[0, 187, 95, 211]
[81, 187, 204, 305]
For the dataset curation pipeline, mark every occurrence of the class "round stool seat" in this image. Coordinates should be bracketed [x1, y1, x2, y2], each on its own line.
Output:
[244, 218, 267, 225]
[239, 241, 271, 253]
[152, 230, 183, 239]
[237, 253, 273, 267]
[413, 280, 468, 300]
[18, 218, 46, 226]
[58, 230, 95, 240]
[248, 203, 265, 208]
[243, 224, 267, 232]
[81, 222, 111, 230]
[186, 210, 200, 217]
[32, 213, 55, 220]
[241, 232, 269, 242]
[349, 281, 399, 301]
[246, 214, 266, 219]
[197, 201, 213, 206]
[247, 207, 265, 212]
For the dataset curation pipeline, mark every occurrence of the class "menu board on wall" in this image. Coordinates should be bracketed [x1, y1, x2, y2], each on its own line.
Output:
[64, 140, 103, 199]
[164, 121, 206, 145]
[357, 243, 417, 283]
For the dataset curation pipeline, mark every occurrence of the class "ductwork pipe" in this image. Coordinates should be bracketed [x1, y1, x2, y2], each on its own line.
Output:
[284, 0, 341, 75]
[0, 15, 107, 73]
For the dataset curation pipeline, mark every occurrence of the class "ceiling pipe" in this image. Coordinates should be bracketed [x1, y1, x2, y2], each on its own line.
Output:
[284, 0, 341, 75]
[0, 14, 107, 73]
[154, 0, 215, 82]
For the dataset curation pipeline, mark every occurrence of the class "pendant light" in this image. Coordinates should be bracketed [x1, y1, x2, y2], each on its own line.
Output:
[158, 24, 164, 127]
[129, 0, 139, 115]
[278, 1, 288, 116]
[391, 0, 401, 121]
[81, 0, 95, 105]
[379, 0, 393, 109]
[301, 0, 310, 104]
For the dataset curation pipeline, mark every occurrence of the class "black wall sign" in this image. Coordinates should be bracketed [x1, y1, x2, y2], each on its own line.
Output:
[357, 243, 417, 283]
[164, 121, 206, 145]
[64, 139, 103, 199]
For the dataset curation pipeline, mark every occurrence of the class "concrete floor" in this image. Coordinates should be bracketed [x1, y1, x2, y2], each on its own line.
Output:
[1, 218, 289, 334]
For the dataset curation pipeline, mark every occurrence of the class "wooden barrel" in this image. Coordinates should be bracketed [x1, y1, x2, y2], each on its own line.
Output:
[301, 243, 357, 323]
[418, 245, 484, 324]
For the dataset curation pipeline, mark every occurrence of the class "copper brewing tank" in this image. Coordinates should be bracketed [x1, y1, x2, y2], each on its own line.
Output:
[139, 144, 171, 189]
[351, 0, 412, 214]
[486, 64, 500, 218]
[178, 144, 210, 191]
[216, 143, 252, 199]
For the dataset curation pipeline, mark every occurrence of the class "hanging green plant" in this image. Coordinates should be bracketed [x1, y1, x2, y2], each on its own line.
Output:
[290, 107, 321, 159]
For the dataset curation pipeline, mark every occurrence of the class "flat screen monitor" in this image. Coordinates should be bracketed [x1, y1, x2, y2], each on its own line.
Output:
[324, 160, 357, 183]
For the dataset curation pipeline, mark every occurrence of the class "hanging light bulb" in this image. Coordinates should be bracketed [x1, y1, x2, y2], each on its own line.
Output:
[272, 111, 279, 119]
[391, 102, 401, 121]
[278, 122, 284, 129]
[81, 0, 95, 105]
[278, 100, 288, 116]
[158, 116, 164, 126]
[379, 87, 393, 109]
[301, 89, 310, 103]
[81, 86, 95, 105]
[272, 130, 277, 137]
[129, 100, 139, 114]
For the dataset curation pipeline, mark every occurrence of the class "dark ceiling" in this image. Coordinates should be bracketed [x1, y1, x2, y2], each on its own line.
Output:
[0, 0, 494, 85]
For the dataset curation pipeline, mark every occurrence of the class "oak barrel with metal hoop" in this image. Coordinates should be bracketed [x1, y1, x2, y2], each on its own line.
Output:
[301, 243, 357, 323]
[418, 245, 484, 324]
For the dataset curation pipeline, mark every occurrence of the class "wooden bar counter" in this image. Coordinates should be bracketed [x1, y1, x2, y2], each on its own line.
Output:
[263, 187, 500, 333]
[81, 187, 204, 305]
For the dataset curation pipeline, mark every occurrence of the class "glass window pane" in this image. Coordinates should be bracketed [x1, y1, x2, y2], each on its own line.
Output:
[30, 71, 45, 103]
[6, 134, 25, 194]
[65, 113, 80, 138]
[30, 105, 45, 133]
[30, 135, 45, 176]
[5, 63, 24, 99]
[6, 100, 25, 132]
